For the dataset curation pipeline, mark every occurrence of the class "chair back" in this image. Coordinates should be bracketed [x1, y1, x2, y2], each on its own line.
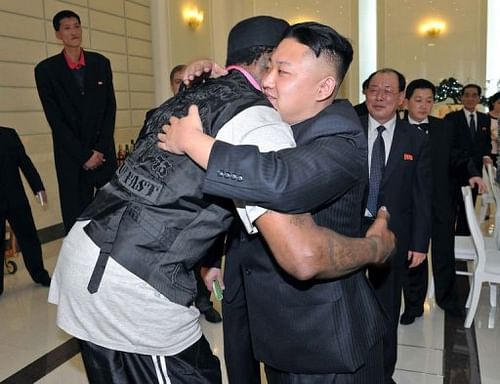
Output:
[486, 164, 500, 203]
[462, 186, 486, 272]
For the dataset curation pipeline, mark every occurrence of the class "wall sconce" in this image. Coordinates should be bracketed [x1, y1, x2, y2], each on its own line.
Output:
[183, 7, 204, 30]
[419, 20, 446, 38]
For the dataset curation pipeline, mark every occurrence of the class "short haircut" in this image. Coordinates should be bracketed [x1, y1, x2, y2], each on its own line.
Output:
[169, 64, 187, 85]
[367, 68, 406, 92]
[489, 91, 500, 110]
[405, 79, 436, 99]
[53, 10, 81, 31]
[226, 46, 274, 67]
[283, 22, 353, 85]
[361, 78, 369, 91]
[462, 83, 482, 97]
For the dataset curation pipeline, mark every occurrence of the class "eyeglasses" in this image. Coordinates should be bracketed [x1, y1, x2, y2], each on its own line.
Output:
[367, 87, 399, 99]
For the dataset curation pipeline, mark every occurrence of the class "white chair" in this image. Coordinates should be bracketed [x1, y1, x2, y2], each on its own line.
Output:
[462, 186, 500, 328]
[479, 165, 495, 223]
[486, 163, 500, 249]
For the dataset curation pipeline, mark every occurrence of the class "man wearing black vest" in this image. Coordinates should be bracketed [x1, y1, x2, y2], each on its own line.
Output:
[35, 10, 117, 234]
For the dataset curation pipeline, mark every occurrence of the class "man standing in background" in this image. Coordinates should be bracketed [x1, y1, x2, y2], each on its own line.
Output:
[445, 84, 491, 235]
[401, 79, 484, 324]
[361, 68, 432, 383]
[35, 10, 117, 233]
[0, 126, 51, 295]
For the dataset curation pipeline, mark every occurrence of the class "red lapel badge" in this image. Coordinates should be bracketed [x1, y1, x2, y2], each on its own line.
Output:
[403, 153, 414, 161]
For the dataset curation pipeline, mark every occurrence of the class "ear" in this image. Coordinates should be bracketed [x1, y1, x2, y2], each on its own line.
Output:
[55, 30, 61, 41]
[397, 92, 405, 107]
[316, 76, 336, 102]
[403, 99, 409, 109]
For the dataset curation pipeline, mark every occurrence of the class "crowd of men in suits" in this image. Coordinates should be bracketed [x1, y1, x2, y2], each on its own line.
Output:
[2, 6, 497, 384]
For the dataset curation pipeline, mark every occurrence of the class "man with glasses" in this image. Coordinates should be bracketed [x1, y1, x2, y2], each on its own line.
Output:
[360, 68, 432, 383]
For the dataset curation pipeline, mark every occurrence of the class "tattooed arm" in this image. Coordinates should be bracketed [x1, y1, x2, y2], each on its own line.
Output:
[255, 208, 395, 280]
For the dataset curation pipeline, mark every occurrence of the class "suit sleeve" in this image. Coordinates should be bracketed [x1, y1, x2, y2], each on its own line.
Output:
[447, 118, 480, 182]
[203, 134, 366, 214]
[410, 133, 432, 252]
[13, 131, 44, 194]
[94, 58, 117, 154]
[34, 63, 93, 165]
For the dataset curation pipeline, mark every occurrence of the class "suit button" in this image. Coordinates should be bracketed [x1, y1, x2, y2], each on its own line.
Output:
[244, 268, 251, 275]
[217, 170, 224, 177]
[224, 172, 231, 178]
[237, 175, 243, 182]
[231, 173, 237, 180]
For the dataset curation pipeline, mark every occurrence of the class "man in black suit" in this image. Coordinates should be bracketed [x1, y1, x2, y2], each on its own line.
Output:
[160, 23, 390, 383]
[35, 10, 117, 233]
[400, 79, 485, 325]
[362, 69, 432, 383]
[354, 77, 369, 116]
[0, 127, 51, 295]
[445, 84, 491, 235]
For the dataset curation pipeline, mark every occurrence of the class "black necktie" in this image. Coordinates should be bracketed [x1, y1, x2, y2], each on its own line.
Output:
[469, 113, 476, 137]
[367, 126, 386, 216]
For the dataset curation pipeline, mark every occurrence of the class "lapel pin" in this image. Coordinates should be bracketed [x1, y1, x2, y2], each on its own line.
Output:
[403, 153, 414, 161]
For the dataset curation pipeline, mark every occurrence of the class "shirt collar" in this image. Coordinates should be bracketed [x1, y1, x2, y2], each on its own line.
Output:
[408, 116, 429, 125]
[225, 65, 260, 91]
[63, 49, 85, 70]
[368, 114, 397, 135]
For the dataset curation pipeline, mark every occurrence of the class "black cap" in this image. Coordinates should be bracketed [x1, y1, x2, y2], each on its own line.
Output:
[227, 16, 289, 58]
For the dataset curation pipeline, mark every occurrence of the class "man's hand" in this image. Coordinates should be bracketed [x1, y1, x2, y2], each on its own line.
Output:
[365, 207, 396, 264]
[158, 105, 204, 154]
[201, 267, 224, 291]
[408, 250, 427, 268]
[182, 59, 228, 86]
[83, 150, 105, 170]
[469, 176, 488, 194]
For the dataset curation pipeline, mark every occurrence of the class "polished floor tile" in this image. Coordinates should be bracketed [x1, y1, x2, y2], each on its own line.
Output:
[2, 237, 500, 383]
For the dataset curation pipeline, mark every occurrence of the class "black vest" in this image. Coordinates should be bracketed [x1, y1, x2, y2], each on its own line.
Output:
[81, 70, 270, 306]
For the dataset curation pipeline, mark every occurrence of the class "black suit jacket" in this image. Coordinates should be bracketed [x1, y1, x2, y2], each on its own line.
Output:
[203, 100, 385, 373]
[444, 109, 491, 174]
[0, 127, 44, 209]
[408, 116, 479, 224]
[34, 50, 117, 186]
[360, 116, 432, 260]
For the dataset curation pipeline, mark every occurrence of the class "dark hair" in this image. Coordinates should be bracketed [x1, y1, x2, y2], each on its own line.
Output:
[367, 68, 406, 92]
[405, 79, 436, 99]
[53, 10, 81, 31]
[169, 64, 187, 85]
[282, 22, 353, 84]
[489, 91, 500, 110]
[226, 46, 274, 67]
[361, 78, 369, 91]
[462, 83, 482, 97]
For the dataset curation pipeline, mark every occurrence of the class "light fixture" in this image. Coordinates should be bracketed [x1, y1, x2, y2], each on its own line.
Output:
[419, 20, 446, 38]
[183, 6, 204, 30]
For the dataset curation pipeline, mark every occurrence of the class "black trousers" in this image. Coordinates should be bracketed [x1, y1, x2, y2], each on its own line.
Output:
[222, 269, 261, 384]
[264, 339, 384, 384]
[1, 201, 49, 294]
[403, 220, 459, 314]
[455, 186, 478, 236]
[79, 336, 221, 384]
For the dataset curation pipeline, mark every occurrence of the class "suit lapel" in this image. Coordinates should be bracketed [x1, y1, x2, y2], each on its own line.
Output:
[55, 52, 82, 106]
[381, 119, 408, 187]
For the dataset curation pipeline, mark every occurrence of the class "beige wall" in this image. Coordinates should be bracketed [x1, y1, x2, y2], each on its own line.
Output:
[378, 0, 487, 88]
[0, 0, 153, 229]
[1, 0, 491, 232]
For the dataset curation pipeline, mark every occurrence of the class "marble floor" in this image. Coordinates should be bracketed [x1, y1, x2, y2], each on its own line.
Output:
[0, 236, 499, 384]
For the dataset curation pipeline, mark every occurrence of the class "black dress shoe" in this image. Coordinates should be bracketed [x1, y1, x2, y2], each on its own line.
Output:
[35, 275, 51, 287]
[399, 311, 423, 325]
[203, 307, 222, 323]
